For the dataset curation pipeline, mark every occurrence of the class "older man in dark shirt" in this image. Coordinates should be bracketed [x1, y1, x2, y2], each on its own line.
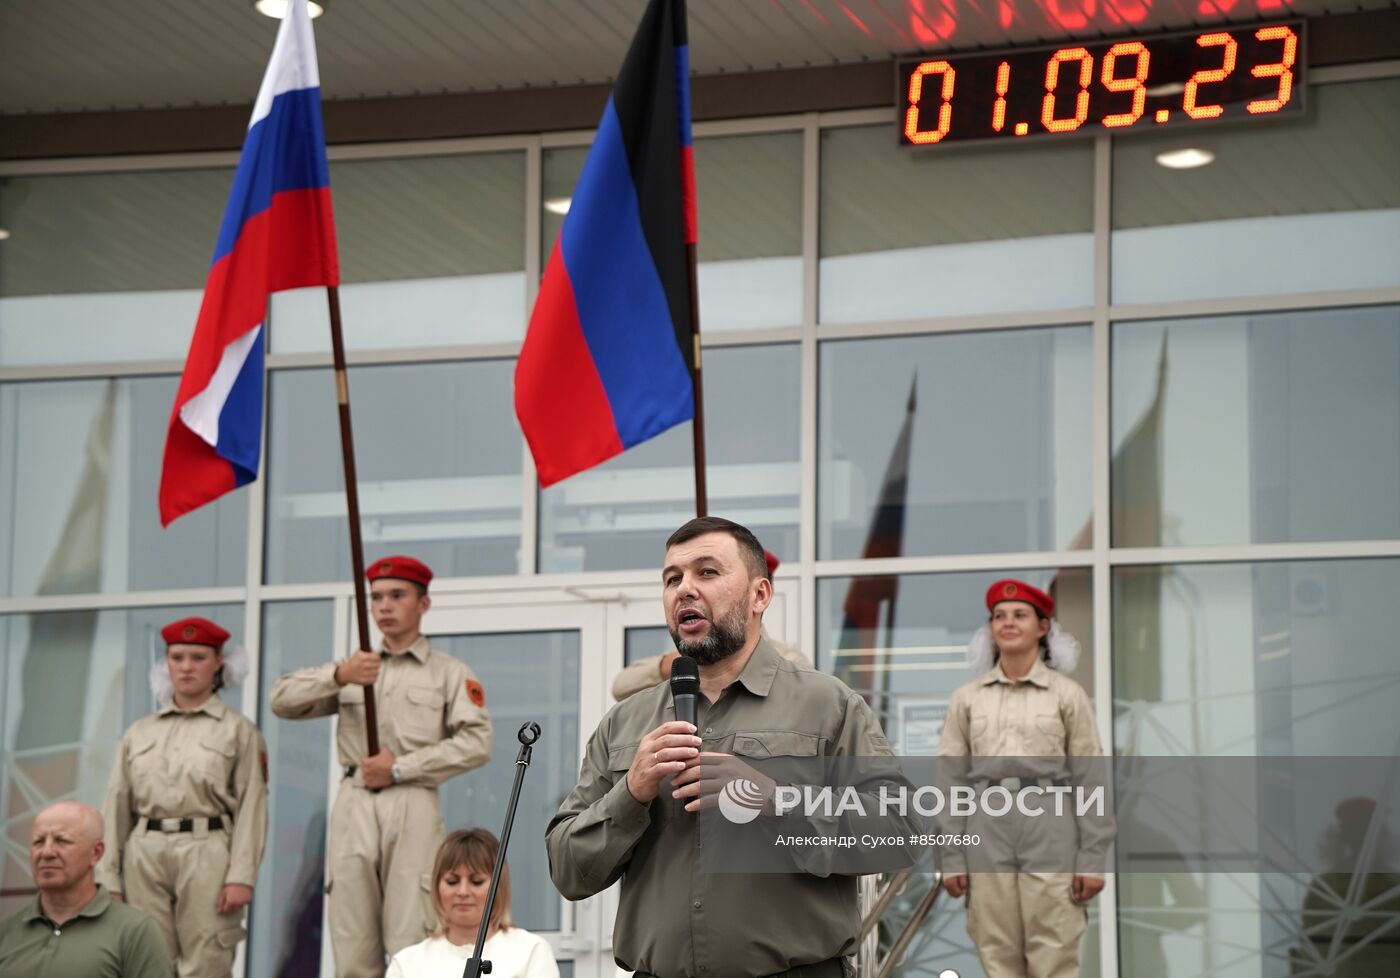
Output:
[0, 801, 171, 978]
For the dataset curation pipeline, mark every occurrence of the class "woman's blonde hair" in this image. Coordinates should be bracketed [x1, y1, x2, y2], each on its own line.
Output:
[431, 828, 513, 934]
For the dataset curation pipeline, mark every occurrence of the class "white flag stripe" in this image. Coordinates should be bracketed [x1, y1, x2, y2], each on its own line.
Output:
[249, 0, 321, 129]
[179, 325, 262, 448]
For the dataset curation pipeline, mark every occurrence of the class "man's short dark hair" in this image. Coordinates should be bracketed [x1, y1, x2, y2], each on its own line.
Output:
[666, 517, 769, 580]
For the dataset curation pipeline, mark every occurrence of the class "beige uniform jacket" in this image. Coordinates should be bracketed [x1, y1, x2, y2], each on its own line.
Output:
[548, 637, 902, 978]
[937, 657, 1113, 875]
[268, 635, 492, 786]
[98, 695, 268, 890]
[610, 628, 813, 702]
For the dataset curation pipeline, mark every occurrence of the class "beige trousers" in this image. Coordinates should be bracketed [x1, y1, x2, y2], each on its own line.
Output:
[966, 872, 1087, 978]
[124, 823, 245, 978]
[327, 781, 445, 978]
[962, 800, 1089, 978]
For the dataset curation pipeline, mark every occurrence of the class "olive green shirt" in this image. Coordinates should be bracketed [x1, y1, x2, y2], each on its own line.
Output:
[0, 885, 173, 978]
[546, 637, 895, 978]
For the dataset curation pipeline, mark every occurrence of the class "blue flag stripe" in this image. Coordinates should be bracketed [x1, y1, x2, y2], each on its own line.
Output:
[559, 98, 694, 449]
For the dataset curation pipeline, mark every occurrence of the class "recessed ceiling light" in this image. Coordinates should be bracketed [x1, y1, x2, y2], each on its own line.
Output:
[1145, 81, 1186, 98]
[1155, 148, 1215, 169]
[0, 229, 10, 241]
[255, 1, 325, 19]
[544, 197, 572, 215]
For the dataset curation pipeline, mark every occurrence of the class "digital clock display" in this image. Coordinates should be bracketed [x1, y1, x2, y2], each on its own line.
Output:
[898, 20, 1305, 146]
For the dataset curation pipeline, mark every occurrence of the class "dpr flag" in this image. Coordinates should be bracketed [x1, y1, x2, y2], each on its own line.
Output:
[159, 0, 338, 525]
[515, 0, 697, 487]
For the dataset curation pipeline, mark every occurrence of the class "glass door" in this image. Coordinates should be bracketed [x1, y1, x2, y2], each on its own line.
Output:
[331, 596, 612, 978]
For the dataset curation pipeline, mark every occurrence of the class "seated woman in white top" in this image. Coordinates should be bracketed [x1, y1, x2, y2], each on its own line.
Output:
[386, 828, 560, 978]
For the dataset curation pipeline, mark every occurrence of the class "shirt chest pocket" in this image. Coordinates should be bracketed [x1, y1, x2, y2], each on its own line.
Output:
[729, 731, 821, 759]
[127, 736, 162, 783]
[968, 708, 995, 754]
[338, 684, 365, 711]
[193, 736, 237, 785]
[1031, 711, 1068, 754]
[397, 686, 445, 745]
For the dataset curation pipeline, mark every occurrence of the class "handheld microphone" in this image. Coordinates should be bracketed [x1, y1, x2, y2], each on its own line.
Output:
[669, 655, 700, 727]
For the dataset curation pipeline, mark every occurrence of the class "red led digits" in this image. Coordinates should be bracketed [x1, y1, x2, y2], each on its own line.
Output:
[1101, 41, 1150, 128]
[1183, 32, 1238, 119]
[1042, 47, 1094, 133]
[1247, 25, 1298, 113]
[896, 20, 1302, 146]
[992, 61, 1011, 132]
[904, 59, 957, 144]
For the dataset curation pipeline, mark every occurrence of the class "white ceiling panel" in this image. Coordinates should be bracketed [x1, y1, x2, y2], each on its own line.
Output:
[1, 0, 1390, 115]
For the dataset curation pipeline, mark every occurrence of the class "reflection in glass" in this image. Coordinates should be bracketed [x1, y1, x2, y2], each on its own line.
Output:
[434, 631, 579, 932]
[250, 601, 334, 978]
[1112, 306, 1400, 547]
[1112, 78, 1400, 303]
[264, 360, 522, 585]
[625, 626, 673, 668]
[818, 568, 1095, 978]
[542, 132, 803, 331]
[0, 604, 243, 920]
[538, 344, 800, 572]
[271, 152, 527, 351]
[819, 328, 1091, 560]
[1113, 559, 1400, 977]
[0, 168, 228, 366]
[0, 377, 247, 597]
[819, 125, 1093, 323]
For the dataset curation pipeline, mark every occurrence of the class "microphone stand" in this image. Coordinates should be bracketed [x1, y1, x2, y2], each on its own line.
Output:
[463, 721, 541, 978]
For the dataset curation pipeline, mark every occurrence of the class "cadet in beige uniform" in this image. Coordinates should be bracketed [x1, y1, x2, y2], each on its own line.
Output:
[549, 518, 903, 978]
[98, 616, 267, 978]
[611, 550, 812, 702]
[938, 580, 1113, 978]
[270, 555, 493, 978]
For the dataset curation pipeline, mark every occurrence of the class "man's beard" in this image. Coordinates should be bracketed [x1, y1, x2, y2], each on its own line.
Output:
[670, 601, 749, 665]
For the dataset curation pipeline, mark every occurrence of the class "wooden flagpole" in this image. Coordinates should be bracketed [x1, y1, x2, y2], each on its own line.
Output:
[686, 243, 708, 518]
[326, 285, 380, 756]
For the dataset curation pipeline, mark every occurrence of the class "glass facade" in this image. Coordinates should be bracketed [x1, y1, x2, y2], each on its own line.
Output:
[1, 68, 1397, 978]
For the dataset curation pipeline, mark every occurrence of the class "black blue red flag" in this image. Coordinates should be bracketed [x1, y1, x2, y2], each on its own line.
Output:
[515, 0, 697, 487]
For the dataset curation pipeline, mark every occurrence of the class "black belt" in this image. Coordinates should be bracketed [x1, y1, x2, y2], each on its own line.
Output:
[634, 958, 846, 978]
[974, 776, 1069, 791]
[143, 816, 224, 833]
[344, 764, 357, 779]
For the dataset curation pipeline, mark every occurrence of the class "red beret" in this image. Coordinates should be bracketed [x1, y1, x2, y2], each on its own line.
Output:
[367, 555, 433, 589]
[162, 616, 230, 650]
[764, 551, 780, 577]
[986, 579, 1054, 618]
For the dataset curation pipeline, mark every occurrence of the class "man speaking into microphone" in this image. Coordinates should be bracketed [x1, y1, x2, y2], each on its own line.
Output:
[546, 517, 900, 978]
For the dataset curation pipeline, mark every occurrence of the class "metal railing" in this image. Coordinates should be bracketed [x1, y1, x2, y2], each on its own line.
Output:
[855, 870, 949, 978]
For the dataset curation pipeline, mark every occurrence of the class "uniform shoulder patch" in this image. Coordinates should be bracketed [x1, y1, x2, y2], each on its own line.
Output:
[466, 678, 486, 708]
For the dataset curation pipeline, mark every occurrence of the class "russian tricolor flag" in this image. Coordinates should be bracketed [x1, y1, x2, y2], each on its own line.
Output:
[515, 0, 697, 488]
[159, 0, 338, 525]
